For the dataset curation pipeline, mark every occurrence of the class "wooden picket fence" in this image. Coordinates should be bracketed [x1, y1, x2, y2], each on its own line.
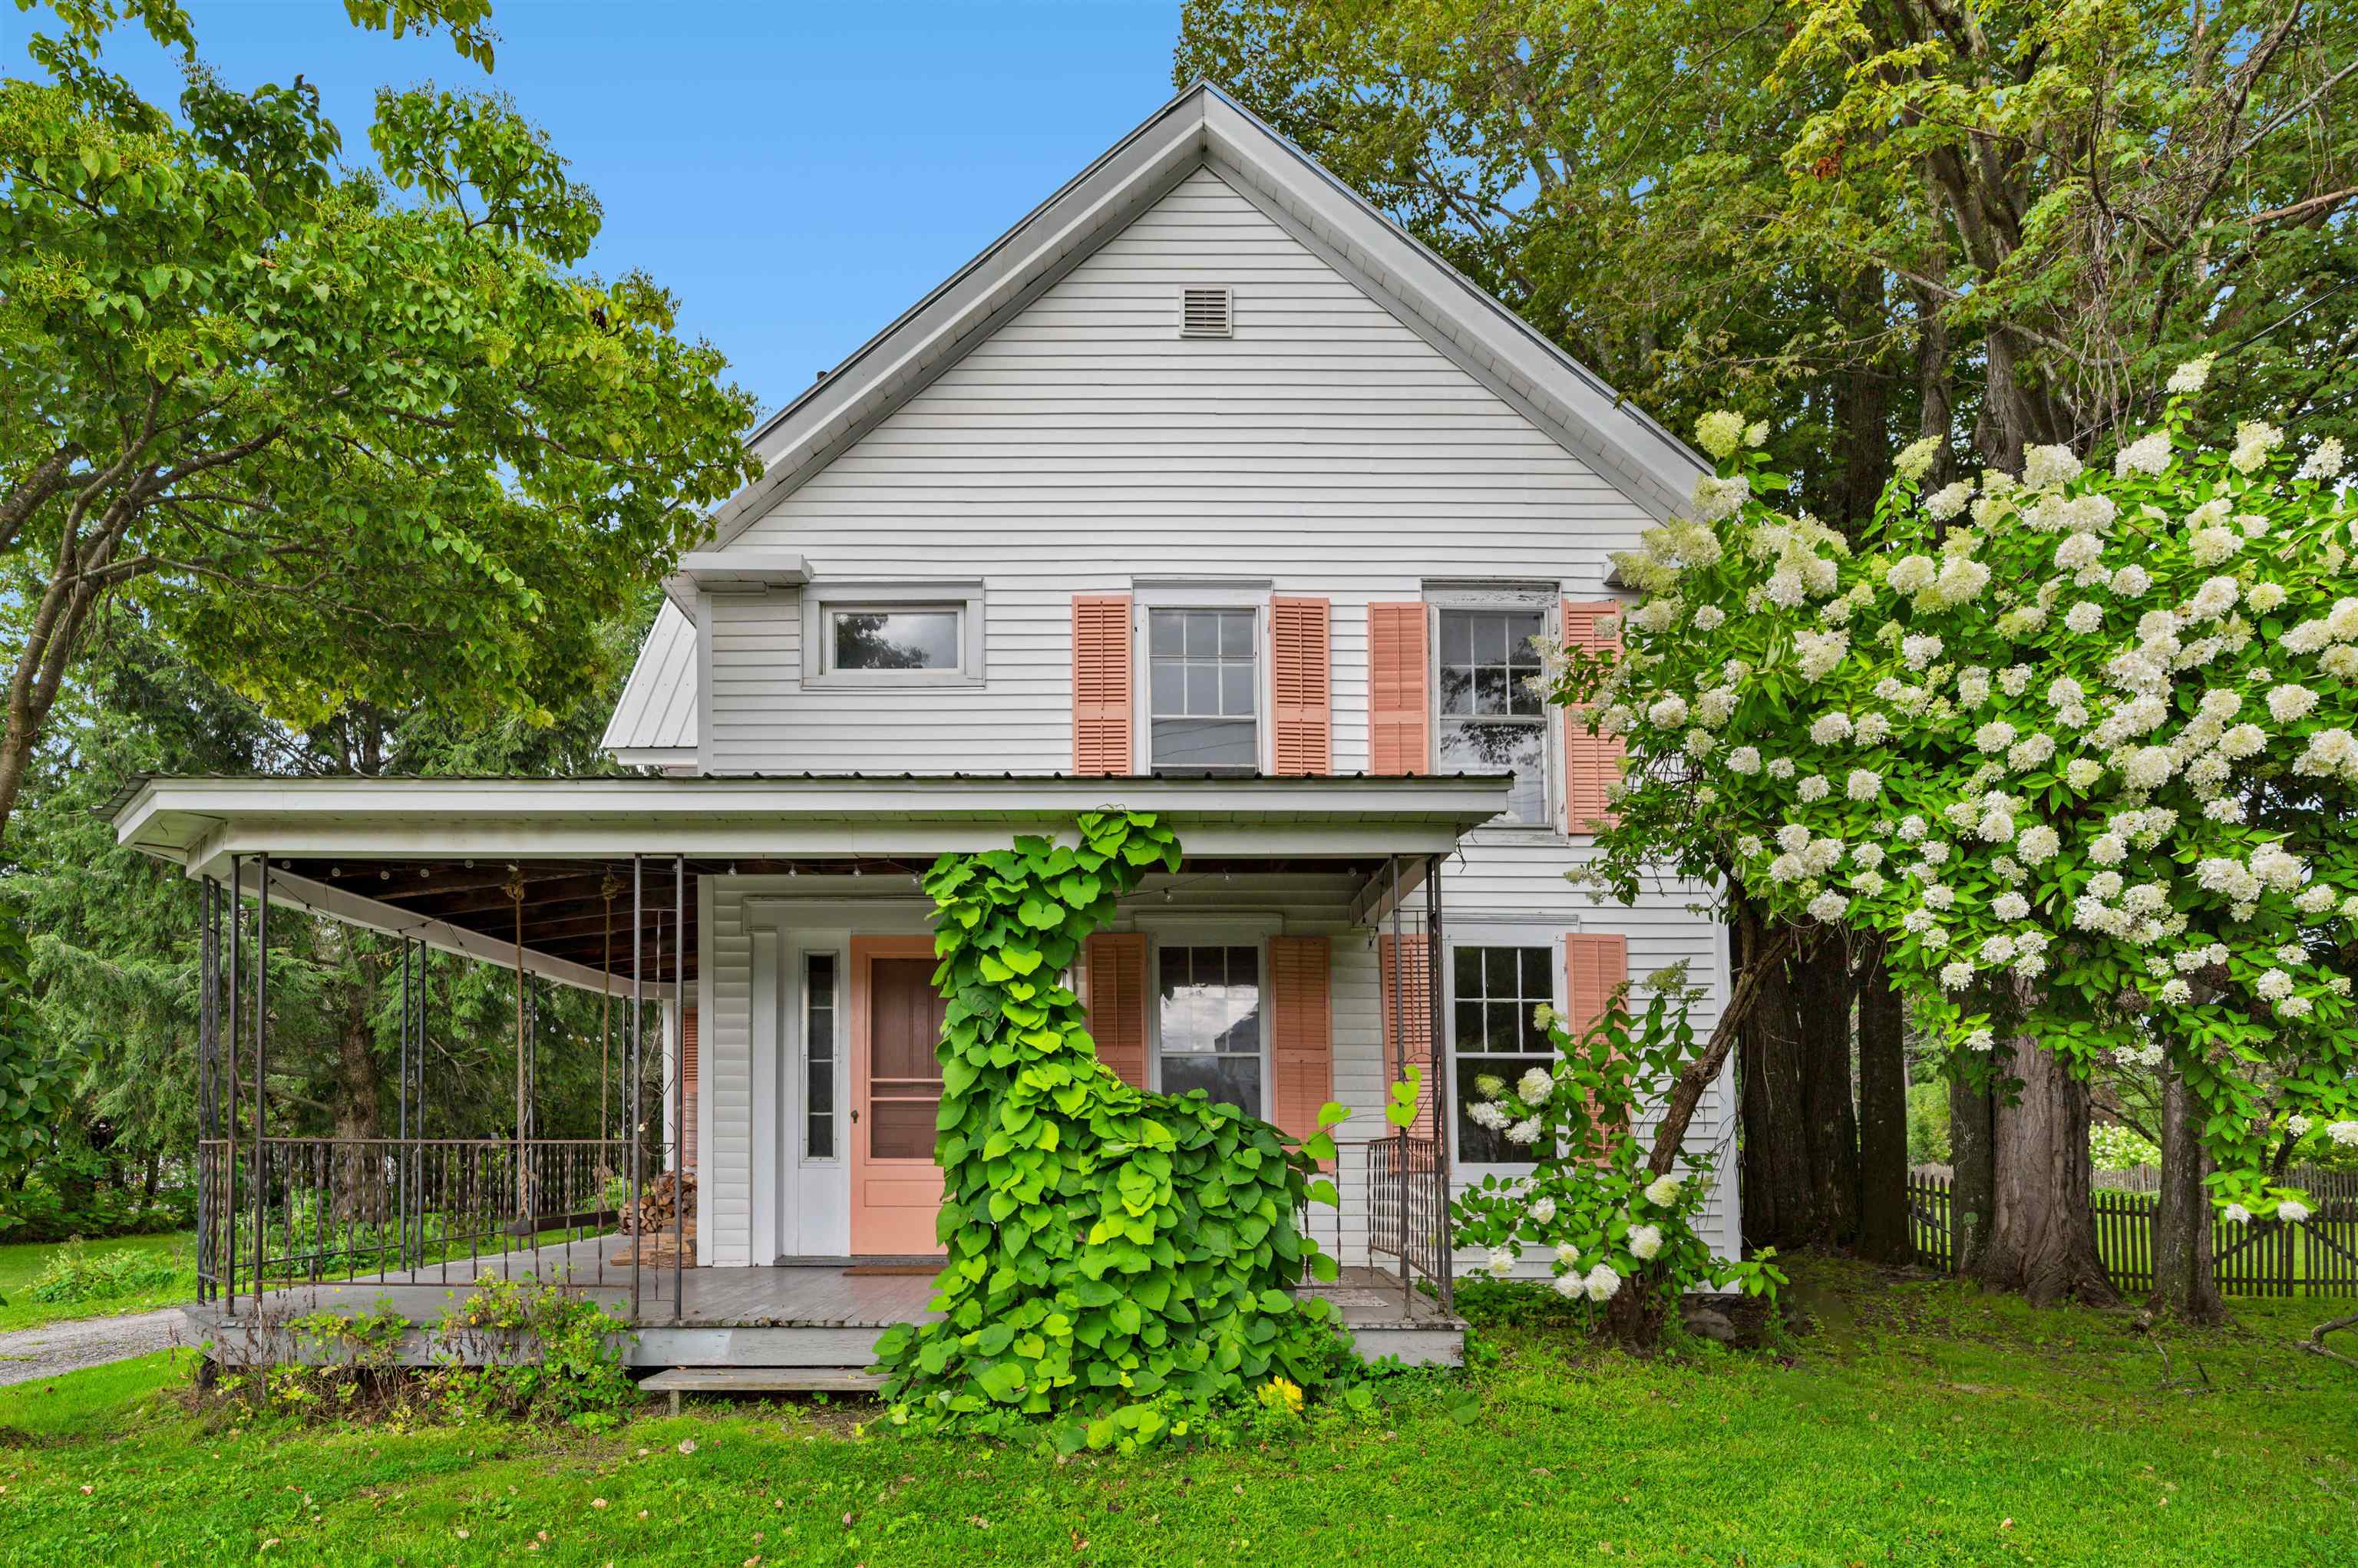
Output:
[1906, 1170, 2358, 1298]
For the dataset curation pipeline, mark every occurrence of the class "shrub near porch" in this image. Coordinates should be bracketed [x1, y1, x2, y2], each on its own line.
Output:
[2, 1259, 2353, 1564]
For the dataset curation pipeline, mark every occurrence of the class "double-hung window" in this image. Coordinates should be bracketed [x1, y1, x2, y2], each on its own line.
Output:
[1436, 608, 1549, 824]
[1451, 944, 1557, 1163]
[1155, 943, 1263, 1113]
[1148, 608, 1258, 774]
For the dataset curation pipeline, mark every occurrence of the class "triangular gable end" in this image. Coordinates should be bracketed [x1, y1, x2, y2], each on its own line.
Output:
[696, 81, 1706, 555]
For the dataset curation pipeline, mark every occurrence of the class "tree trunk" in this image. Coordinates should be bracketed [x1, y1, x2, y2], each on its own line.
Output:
[1854, 946, 1911, 1263]
[1737, 909, 1813, 1249]
[330, 975, 387, 1222]
[1976, 1028, 2117, 1306]
[1949, 1073, 1996, 1277]
[2148, 1065, 2225, 1323]
[1794, 933, 1858, 1246]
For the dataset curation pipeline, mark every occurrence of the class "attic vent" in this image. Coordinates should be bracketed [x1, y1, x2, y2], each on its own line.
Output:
[1179, 286, 1233, 338]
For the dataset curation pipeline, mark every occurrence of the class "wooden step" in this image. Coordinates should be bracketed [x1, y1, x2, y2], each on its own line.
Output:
[641, 1365, 883, 1413]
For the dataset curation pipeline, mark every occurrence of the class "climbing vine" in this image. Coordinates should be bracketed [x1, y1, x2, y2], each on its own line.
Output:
[872, 811, 1354, 1448]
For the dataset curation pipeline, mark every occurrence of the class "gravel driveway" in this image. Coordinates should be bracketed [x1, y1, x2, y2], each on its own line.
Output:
[0, 1309, 183, 1388]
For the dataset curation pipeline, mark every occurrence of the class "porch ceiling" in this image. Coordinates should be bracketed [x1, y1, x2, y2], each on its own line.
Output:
[116, 774, 1508, 994]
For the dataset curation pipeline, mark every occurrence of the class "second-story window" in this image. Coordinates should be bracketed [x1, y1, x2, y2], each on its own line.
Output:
[827, 608, 960, 673]
[1149, 608, 1257, 774]
[1437, 607, 1547, 824]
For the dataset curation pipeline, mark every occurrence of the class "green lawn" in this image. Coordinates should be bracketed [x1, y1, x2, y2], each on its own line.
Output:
[0, 1232, 195, 1333]
[0, 1259, 2351, 1566]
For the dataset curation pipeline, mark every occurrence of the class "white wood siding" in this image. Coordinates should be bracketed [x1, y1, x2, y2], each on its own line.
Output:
[665, 162, 1738, 1270]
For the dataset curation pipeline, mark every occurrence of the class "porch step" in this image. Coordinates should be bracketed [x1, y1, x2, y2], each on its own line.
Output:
[640, 1365, 884, 1414]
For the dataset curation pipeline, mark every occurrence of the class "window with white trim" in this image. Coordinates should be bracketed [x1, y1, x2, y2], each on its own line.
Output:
[1155, 942, 1263, 1113]
[1436, 608, 1548, 824]
[1451, 944, 1556, 1162]
[800, 580, 986, 686]
[1148, 608, 1258, 774]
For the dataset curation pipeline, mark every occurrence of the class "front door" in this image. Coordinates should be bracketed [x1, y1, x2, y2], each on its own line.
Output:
[850, 937, 947, 1255]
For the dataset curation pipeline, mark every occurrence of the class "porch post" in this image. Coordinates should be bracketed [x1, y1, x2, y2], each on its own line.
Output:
[672, 852, 685, 1320]
[1386, 855, 1407, 1312]
[251, 853, 269, 1315]
[196, 877, 218, 1305]
[398, 931, 410, 1274]
[224, 856, 240, 1311]
[1425, 852, 1451, 1314]
[629, 853, 642, 1322]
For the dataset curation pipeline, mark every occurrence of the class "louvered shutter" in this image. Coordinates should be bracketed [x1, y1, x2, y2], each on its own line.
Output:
[1270, 597, 1332, 776]
[1564, 933, 1629, 1039]
[1378, 933, 1437, 1137]
[1368, 603, 1429, 776]
[681, 1005, 698, 1170]
[1561, 599, 1624, 832]
[1083, 933, 1148, 1088]
[1072, 596, 1133, 775]
[1270, 937, 1333, 1146]
[1565, 933, 1629, 1137]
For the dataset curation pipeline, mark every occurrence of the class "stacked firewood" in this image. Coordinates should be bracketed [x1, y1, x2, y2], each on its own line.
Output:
[609, 1170, 697, 1266]
[618, 1170, 695, 1234]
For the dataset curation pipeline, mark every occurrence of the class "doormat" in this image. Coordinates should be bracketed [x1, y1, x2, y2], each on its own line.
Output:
[841, 1264, 941, 1276]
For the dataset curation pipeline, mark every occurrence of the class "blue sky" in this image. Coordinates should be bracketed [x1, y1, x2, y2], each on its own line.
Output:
[23, 2, 1185, 423]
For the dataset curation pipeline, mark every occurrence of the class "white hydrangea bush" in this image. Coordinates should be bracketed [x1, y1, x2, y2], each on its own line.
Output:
[1450, 976, 1783, 1338]
[1560, 364, 2358, 1214]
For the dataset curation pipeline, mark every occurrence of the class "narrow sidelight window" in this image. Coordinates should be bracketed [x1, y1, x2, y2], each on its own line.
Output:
[1156, 944, 1263, 1113]
[1149, 608, 1258, 774]
[1437, 608, 1548, 824]
[804, 953, 837, 1160]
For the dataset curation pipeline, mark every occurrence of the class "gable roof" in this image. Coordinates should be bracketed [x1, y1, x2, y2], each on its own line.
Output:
[696, 79, 1706, 554]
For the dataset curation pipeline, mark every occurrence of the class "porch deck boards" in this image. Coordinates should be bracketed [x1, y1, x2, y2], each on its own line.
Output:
[185, 1238, 1465, 1368]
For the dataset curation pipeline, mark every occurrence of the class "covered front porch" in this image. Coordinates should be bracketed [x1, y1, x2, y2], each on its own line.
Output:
[117, 774, 1499, 1372]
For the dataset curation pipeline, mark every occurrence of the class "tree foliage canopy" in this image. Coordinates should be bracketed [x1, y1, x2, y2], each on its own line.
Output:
[0, 0, 760, 830]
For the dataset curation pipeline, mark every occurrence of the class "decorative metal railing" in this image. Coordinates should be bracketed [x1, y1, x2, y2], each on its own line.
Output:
[195, 1136, 631, 1301]
[1367, 1132, 1451, 1312]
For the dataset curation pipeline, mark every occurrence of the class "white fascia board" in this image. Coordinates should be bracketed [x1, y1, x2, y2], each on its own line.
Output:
[114, 776, 1513, 874]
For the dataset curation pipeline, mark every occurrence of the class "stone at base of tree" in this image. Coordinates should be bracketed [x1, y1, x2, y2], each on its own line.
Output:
[1681, 1304, 1738, 1344]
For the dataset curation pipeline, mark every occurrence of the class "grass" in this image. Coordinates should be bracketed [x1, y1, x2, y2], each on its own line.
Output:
[0, 1258, 2351, 1566]
[0, 1233, 195, 1333]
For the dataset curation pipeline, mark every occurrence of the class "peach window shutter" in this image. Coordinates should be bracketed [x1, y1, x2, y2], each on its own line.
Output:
[681, 1005, 699, 1170]
[1270, 598, 1333, 776]
[1270, 937, 1333, 1146]
[1564, 933, 1629, 1040]
[1368, 603, 1430, 776]
[1072, 596, 1134, 776]
[1378, 933, 1437, 1137]
[1083, 933, 1148, 1088]
[1561, 599, 1625, 833]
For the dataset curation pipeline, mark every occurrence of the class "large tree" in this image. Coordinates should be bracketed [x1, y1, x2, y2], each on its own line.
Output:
[0, 0, 759, 842]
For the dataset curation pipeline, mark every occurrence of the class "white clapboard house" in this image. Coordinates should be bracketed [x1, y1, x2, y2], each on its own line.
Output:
[123, 83, 1733, 1377]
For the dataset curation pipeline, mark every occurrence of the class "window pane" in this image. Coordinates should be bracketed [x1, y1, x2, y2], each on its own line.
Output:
[1151, 659, 1182, 714]
[1152, 717, 1256, 772]
[1187, 610, 1219, 656]
[1521, 947, 1553, 999]
[1158, 944, 1263, 1110]
[806, 953, 837, 1160]
[834, 610, 958, 671]
[1456, 1056, 1555, 1164]
[1150, 609, 1184, 656]
[1474, 612, 1508, 664]
[1219, 609, 1253, 657]
[1439, 610, 1471, 665]
[1483, 947, 1518, 995]
[1438, 665, 1474, 717]
[1474, 665, 1507, 715]
[1438, 720, 1544, 824]
[1220, 662, 1253, 716]
[1162, 1053, 1261, 1114]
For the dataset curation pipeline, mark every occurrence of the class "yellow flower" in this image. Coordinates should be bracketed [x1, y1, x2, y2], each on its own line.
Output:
[1259, 1376, 1303, 1415]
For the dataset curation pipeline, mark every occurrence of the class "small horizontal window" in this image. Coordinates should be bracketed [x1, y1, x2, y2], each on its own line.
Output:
[801, 584, 985, 686]
[831, 609, 959, 672]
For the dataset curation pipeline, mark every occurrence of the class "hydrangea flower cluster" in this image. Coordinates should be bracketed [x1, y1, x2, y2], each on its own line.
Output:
[1560, 366, 2358, 1215]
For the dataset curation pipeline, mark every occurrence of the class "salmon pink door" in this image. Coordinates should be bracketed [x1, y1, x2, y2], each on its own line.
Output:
[850, 938, 948, 1255]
